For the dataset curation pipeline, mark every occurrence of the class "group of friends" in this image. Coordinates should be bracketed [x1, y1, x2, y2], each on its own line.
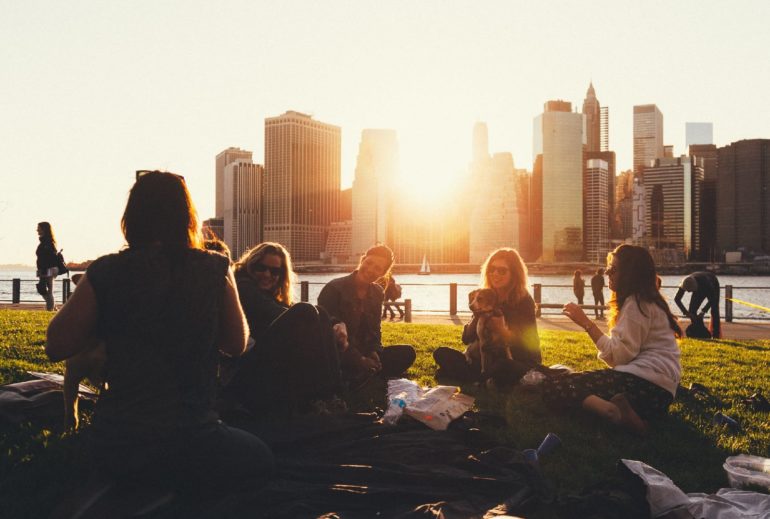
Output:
[41, 171, 720, 495]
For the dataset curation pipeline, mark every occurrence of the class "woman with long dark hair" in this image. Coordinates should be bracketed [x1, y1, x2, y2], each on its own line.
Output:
[544, 244, 682, 434]
[318, 245, 416, 386]
[223, 242, 341, 412]
[36, 221, 59, 311]
[433, 247, 541, 387]
[46, 171, 273, 496]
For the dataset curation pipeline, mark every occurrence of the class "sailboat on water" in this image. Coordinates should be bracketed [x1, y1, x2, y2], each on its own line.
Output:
[418, 254, 431, 275]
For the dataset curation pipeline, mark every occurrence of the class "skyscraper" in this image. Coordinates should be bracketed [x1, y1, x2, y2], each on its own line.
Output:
[533, 100, 584, 261]
[633, 104, 664, 178]
[582, 82, 601, 153]
[689, 144, 718, 260]
[584, 159, 609, 263]
[223, 159, 264, 260]
[642, 156, 700, 258]
[716, 139, 770, 255]
[215, 147, 253, 219]
[685, 122, 714, 148]
[351, 129, 399, 257]
[469, 151, 519, 264]
[263, 111, 341, 262]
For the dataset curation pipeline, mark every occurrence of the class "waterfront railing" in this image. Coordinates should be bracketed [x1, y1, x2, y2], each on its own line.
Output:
[1, 277, 767, 322]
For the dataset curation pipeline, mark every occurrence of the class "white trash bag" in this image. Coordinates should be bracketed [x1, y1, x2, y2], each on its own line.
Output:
[404, 385, 475, 431]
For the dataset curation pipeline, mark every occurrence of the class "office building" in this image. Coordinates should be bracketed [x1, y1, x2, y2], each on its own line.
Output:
[533, 100, 584, 261]
[716, 139, 770, 255]
[614, 170, 634, 239]
[223, 160, 264, 260]
[689, 144, 718, 260]
[263, 111, 341, 262]
[686, 122, 714, 147]
[633, 104, 664, 177]
[351, 129, 399, 257]
[584, 159, 609, 263]
[642, 156, 700, 258]
[324, 221, 353, 264]
[469, 151, 519, 263]
[582, 82, 601, 153]
[215, 147, 253, 219]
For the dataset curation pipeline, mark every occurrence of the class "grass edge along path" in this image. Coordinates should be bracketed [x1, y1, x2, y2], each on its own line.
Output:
[1, 309, 769, 517]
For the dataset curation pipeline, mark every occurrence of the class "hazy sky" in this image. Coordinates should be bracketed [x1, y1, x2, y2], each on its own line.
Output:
[2, 0, 769, 265]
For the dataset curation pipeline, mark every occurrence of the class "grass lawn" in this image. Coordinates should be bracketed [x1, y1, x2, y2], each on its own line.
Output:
[1, 309, 769, 517]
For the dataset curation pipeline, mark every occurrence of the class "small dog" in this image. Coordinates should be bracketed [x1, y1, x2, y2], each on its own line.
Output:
[63, 273, 106, 431]
[464, 288, 512, 375]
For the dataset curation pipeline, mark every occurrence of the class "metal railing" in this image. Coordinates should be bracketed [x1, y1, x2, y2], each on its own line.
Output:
[2, 277, 768, 322]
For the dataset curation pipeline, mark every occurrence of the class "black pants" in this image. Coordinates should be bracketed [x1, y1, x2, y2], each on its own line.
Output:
[378, 345, 416, 378]
[433, 347, 533, 387]
[225, 303, 342, 413]
[382, 301, 405, 319]
[593, 290, 605, 318]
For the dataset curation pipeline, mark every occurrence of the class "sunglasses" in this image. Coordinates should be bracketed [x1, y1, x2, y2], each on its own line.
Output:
[251, 263, 283, 277]
[488, 266, 510, 275]
[135, 170, 185, 182]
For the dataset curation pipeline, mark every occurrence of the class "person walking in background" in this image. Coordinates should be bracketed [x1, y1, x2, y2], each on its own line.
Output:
[674, 272, 721, 339]
[591, 268, 606, 319]
[381, 275, 404, 320]
[572, 269, 585, 305]
[35, 221, 59, 311]
[547, 244, 682, 435]
[46, 171, 273, 498]
[318, 245, 416, 387]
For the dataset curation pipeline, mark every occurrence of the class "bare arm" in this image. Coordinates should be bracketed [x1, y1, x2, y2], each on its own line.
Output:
[218, 268, 249, 357]
[46, 275, 99, 362]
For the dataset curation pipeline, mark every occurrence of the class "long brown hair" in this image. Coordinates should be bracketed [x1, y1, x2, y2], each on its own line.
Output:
[480, 248, 529, 303]
[37, 221, 57, 249]
[607, 244, 681, 337]
[121, 171, 203, 251]
[234, 242, 294, 306]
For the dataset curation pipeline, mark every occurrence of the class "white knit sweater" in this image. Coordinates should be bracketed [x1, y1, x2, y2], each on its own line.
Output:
[596, 297, 682, 396]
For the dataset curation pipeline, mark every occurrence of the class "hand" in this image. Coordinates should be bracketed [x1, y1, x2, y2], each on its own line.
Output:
[563, 302, 591, 329]
[360, 354, 381, 373]
[333, 322, 349, 351]
[366, 351, 382, 371]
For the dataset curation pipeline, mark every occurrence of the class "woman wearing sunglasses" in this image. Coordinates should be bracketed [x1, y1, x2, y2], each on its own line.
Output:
[223, 242, 341, 413]
[547, 244, 682, 434]
[433, 247, 541, 387]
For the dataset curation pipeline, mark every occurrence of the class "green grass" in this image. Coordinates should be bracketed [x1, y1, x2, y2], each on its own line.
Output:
[1, 309, 769, 517]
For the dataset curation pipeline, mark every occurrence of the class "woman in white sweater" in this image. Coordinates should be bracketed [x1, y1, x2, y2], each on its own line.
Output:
[543, 244, 682, 434]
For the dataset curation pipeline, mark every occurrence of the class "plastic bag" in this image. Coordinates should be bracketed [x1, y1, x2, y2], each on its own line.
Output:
[383, 378, 424, 425]
[404, 386, 475, 431]
[520, 369, 547, 386]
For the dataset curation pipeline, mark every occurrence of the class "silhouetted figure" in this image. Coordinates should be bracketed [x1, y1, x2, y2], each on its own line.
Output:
[591, 268, 605, 319]
[35, 221, 59, 311]
[381, 276, 404, 320]
[572, 270, 585, 305]
[674, 272, 721, 339]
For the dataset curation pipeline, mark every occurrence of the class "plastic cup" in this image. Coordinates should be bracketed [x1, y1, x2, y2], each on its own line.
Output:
[536, 432, 562, 458]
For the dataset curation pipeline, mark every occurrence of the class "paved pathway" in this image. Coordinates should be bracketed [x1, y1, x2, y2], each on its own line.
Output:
[3, 304, 768, 340]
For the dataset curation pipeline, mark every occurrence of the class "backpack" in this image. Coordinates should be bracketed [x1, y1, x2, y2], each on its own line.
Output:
[56, 249, 69, 275]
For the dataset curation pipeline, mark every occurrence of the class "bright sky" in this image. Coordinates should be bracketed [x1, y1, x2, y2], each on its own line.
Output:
[2, 0, 769, 265]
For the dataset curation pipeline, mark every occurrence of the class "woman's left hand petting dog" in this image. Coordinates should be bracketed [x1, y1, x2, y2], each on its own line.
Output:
[62, 272, 107, 432]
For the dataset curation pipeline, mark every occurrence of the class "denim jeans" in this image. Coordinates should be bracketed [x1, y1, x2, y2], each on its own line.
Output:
[39, 274, 56, 311]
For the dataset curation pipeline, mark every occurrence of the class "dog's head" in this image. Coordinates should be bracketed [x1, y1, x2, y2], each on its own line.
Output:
[469, 288, 498, 315]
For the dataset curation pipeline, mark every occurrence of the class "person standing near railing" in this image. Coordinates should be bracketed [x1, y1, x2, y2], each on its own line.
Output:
[572, 269, 585, 305]
[591, 268, 605, 319]
[35, 221, 59, 311]
[674, 272, 721, 339]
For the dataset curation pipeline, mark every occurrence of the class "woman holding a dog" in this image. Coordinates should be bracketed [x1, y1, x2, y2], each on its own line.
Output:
[548, 244, 682, 434]
[433, 247, 542, 387]
[318, 245, 416, 388]
[46, 171, 273, 496]
[222, 242, 342, 413]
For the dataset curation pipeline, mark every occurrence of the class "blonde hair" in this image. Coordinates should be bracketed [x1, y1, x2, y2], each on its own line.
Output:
[234, 242, 294, 306]
[480, 248, 529, 302]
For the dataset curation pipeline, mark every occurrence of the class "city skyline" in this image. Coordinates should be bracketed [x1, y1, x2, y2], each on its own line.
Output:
[2, 1, 770, 264]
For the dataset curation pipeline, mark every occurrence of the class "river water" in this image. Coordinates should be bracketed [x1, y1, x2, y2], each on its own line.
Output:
[3, 270, 769, 321]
